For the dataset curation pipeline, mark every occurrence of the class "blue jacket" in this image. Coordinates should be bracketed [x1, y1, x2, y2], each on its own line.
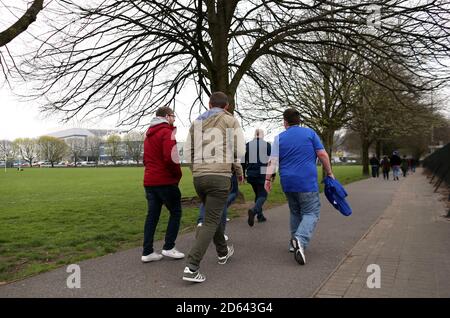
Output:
[323, 177, 352, 216]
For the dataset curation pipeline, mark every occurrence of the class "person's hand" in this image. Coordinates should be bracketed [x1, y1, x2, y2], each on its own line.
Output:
[238, 175, 244, 184]
[264, 180, 272, 193]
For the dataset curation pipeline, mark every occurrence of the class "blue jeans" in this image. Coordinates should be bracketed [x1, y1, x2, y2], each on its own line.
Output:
[143, 185, 182, 255]
[285, 192, 321, 249]
[197, 173, 238, 230]
[248, 181, 268, 218]
[392, 165, 401, 178]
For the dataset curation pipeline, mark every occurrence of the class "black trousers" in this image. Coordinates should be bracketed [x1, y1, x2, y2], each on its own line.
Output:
[143, 185, 182, 255]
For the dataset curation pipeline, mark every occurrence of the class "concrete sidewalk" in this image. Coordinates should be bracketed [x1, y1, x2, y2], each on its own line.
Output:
[0, 169, 447, 298]
[315, 169, 450, 298]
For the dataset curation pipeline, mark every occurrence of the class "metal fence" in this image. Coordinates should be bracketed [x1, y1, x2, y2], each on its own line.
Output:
[422, 143, 450, 194]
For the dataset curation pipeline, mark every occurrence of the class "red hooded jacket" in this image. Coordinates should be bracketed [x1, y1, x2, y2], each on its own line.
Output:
[143, 118, 182, 186]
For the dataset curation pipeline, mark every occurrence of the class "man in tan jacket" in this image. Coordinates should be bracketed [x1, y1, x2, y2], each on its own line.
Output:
[182, 91, 245, 283]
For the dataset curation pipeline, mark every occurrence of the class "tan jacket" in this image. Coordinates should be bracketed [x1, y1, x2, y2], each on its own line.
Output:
[184, 108, 245, 178]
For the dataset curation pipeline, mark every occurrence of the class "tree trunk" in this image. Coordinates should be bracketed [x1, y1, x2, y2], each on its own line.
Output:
[361, 137, 371, 176]
[375, 140, 382, 159]
[206, 0, 239, 114]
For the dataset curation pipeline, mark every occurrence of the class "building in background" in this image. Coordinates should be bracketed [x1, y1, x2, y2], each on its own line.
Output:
[46, 128, 137, 164]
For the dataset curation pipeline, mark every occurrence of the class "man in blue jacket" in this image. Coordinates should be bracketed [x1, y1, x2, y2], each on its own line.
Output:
[265, 108, 334, 265]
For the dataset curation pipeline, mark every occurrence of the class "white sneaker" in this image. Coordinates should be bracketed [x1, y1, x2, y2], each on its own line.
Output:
[162, 248, 185, 259]
[291, 237, 306, 265]
[224, 234, 229, 241]
[141, 252, 163, 263]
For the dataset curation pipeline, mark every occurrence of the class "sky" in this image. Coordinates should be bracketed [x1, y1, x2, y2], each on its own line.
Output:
[0, 84, 285, 142]
[0, 1, 286, 143]
[1, 1, 449, 143]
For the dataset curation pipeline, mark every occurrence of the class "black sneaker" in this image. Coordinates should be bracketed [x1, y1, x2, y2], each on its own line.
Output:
[257, 215, 267, 223]
[247, 209, 255, 227]
[291, 237, 306, 265]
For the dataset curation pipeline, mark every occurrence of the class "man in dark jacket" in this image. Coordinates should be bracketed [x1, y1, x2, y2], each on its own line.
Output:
[390, 151, 402, 181]
[141, 106, 184, 263]
[244, 129, 272, 226]
[369, 154, 380, 178]
[381, 155, 390, 180]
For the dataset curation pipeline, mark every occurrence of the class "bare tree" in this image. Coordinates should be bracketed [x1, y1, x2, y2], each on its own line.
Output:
[349, 70, 442, 175]
[86, 136, 102, 165]
[244, 38, 358, 158]
[13, 137, 37, 166]
[37, 136, 68, 167]
[0, 0, 44, 47]
[66, 138, 85, 167]
[123, 132, 144, 164]
[19, 0, 450, 127]
[105, 134, 122, 164]
[0, 139, 16, 168]
[0, 0, 44, 78]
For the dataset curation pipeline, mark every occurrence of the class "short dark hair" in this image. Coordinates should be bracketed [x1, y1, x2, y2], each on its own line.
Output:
[155, 106, 174, 117]
[283, 108, 300, 126]
[209, 92, 229, 109]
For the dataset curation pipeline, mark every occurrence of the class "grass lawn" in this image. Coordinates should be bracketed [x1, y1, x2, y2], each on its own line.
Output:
[0, 165, 366, 283]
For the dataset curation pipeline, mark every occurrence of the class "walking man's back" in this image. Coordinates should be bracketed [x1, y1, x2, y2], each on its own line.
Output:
[265, 108, 334, 265]
[244, 129, 272, 226]
[182, 91, 245, 283]
[141, 107, 184, 263]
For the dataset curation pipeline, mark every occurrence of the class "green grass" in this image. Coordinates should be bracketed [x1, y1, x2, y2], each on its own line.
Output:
[0, 165, 366, 282]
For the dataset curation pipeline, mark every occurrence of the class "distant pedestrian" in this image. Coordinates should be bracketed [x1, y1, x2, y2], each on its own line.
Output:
[141, 106, 185, 263]
[369, 154, 380, 178]
[390, 151, 402, 181]
[182, 92, 245, 283]
[244, 129, 272, 226]
[380, 155, 390, 180]
[410, 158, 417, 173]
[401, 155, 409, 177]
[265, 108, 335, 266]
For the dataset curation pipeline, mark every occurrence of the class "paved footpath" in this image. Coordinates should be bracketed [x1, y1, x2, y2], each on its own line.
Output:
[315, 169, 450, 298]
[0, 169, 448, 298]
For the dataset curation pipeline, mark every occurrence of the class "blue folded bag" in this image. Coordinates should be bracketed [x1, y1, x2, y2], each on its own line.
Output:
[323, 176, 352, 216]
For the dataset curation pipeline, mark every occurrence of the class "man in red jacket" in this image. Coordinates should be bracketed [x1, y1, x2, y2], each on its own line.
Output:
[141, 106, 184, 262]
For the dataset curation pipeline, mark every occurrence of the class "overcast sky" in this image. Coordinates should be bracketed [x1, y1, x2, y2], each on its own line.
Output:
[0, 83, 286, 142]
[1, 1, 448, 143]
[0, 0, 287, 142]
